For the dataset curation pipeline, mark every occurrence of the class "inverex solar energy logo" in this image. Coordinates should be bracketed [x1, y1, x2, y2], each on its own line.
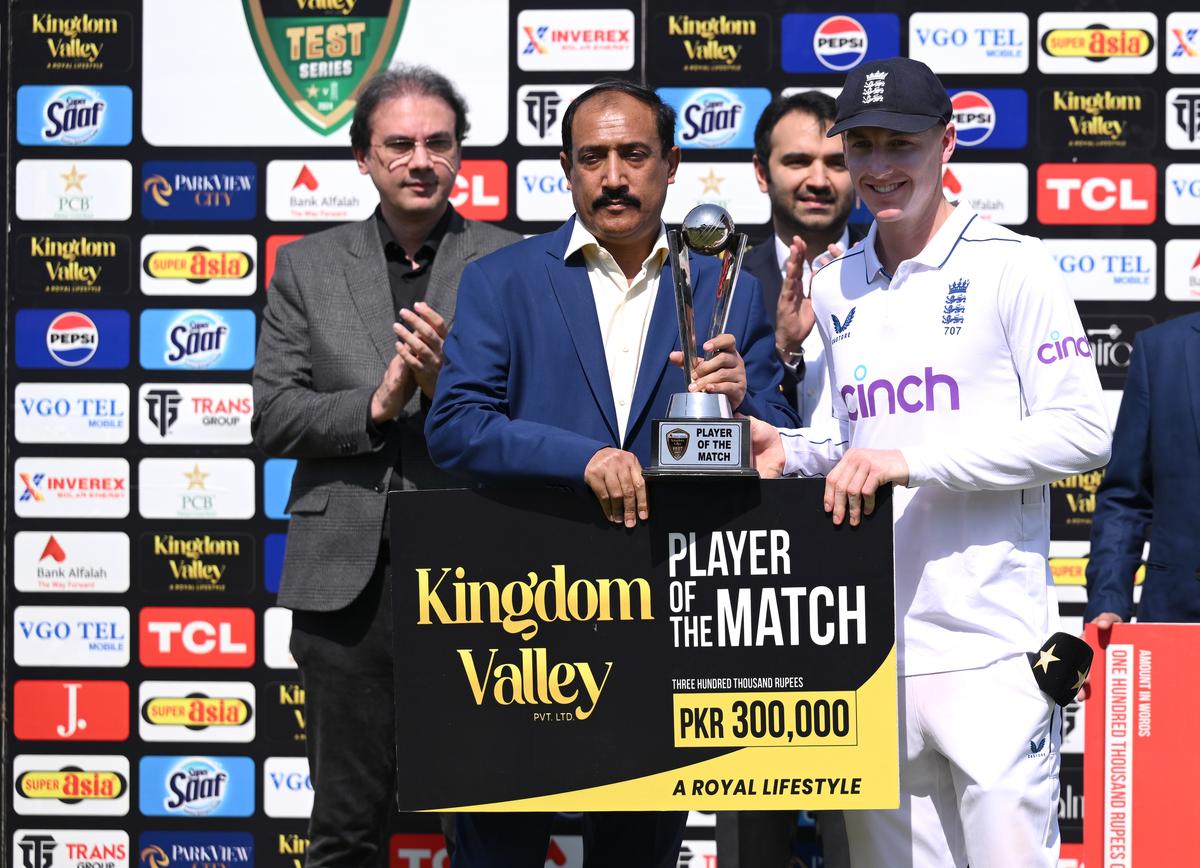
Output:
[781, 14, 899, 73]
[17, 85, 133, 146]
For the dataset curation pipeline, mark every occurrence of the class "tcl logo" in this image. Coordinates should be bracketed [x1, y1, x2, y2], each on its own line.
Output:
[1037, 163, 1156, 225]
[391, 834, 449, 868]
[139, 607, 255, 667]
[14, 680, 130, 741]
[264, 234, 302, 288]
[450, 160, 508, 221]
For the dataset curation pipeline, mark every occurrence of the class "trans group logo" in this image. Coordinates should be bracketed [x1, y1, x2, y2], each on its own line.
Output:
[16, 309, 129, 370]
[13, 755, 131, 817]
[659, 88, 770, 149]
[14, 829, 130, 868]
[141, 161, 258, 220]
[139, 308, 255, 371]
[139, 383, 253, 445]
[1167, 89, 1200, 149]
[138, 756, 255, 818]
[17, 85, 133, 146]
[781, 14, 899, 74]
[517, 84, 590, 147]
[948, 89, 1028, 148]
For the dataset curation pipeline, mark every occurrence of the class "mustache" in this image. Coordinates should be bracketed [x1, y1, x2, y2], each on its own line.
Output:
[593, 190, 641, 209]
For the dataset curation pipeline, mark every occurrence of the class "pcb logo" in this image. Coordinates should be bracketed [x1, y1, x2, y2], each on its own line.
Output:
[241, 0, 409, 135]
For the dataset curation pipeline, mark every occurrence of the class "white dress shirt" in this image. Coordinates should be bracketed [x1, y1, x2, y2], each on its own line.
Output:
[565, 220, 669, 440]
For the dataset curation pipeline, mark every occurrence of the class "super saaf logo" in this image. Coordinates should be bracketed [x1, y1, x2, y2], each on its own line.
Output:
[242, 0, 409, 134]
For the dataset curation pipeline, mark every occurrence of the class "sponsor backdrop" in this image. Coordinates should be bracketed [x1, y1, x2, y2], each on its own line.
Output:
[3, 0, 1195, 864]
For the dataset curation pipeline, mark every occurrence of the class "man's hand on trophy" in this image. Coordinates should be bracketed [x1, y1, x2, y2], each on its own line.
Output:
[370, 350, 418, 423]
[743, 416, 785, 478]
[584, 447, 649, 528]
[669, 333, 747, 410]
[775, 236, 844, 359]
[825, 448, 909, 527]
[394, 301, 449, 399]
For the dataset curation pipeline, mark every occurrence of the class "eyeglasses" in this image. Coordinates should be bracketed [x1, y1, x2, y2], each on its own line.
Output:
[371, 134, 458, 163]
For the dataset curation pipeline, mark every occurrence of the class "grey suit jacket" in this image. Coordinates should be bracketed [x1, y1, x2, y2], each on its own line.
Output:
[252, 212, 520, 611]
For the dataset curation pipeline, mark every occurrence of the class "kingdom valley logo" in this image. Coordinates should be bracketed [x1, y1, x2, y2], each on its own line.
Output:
[14, 829, 129, 868]
[273, 832, 311, 867]
[1050, 470, 1105, 539]
[14, 680, 130, 741]
[1037, 88, 1155, 152]
[139, 681, 256, 743]
[17, 10, 133, 73]
[263, 681, 307, 745]
[13, 530, 131, 593]
[138, 532, 255, 595]
[12, 754, 131, 816]
[649, 13, 770, 77]
[242, 0, 409, 134]
[15, 233, 130, 295]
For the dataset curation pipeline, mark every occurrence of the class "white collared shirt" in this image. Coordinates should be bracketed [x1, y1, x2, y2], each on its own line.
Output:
[777, 203, 1109, 676]
[773, 226, 851, 427]
[565, 220, 669, 439]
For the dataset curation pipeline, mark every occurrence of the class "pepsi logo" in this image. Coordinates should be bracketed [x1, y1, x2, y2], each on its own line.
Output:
[813, 15, 868, 71]
[951, 91, 997, 147]
[46, 311, 99, 367]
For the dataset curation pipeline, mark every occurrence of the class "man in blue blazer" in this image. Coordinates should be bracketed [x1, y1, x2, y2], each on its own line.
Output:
[1085, 312, 1200, 626]
[427, 81, 798, 867]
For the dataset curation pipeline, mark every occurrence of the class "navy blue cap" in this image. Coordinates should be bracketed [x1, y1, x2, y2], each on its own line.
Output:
[827, 57, 952, 137]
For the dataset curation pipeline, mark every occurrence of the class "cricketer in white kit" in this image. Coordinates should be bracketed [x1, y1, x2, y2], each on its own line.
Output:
[748, 58, 1111, 868]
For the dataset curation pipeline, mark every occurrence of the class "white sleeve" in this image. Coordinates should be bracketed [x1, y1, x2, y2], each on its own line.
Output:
[781, 310, 850, 477]
[902, 238, 1111, 491]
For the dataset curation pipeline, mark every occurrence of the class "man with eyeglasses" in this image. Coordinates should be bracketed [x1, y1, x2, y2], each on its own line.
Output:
[253, 65, 519, 867]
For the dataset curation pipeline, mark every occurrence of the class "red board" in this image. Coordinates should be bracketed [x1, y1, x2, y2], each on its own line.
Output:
[1084, 623, 1200, 867]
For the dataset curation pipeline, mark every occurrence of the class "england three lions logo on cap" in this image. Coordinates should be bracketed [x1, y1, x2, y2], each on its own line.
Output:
[861, 71, 887, 104]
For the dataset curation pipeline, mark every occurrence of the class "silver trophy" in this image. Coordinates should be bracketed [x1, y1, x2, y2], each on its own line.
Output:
[646, 204, 755, 477]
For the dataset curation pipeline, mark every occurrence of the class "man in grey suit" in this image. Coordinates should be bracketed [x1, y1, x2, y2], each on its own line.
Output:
[252, 66, 519, 867]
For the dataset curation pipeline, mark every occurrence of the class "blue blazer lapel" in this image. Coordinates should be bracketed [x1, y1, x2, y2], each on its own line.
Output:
[545, 221, 620, 444]
[1187, 320, 1200, 452]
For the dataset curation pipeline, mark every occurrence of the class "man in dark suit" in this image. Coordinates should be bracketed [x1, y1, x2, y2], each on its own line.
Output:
[252, 66, 519, 867]
[426, 81, 799, 866]
[1085, 313, 1200, 626]
[718, 90, 864, 868]
[746, 91, 865, 426]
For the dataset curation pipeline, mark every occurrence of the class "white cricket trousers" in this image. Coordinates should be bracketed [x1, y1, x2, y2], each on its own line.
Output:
[844, 655, 1062, 868]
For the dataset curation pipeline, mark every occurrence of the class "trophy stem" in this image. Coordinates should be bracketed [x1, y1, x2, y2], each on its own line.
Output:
[706, 233, 748, 358]
[666, 229, 699, 383]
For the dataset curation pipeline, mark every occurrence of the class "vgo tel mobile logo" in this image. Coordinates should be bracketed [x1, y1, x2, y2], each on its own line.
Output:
[13, 531, 131, 593]
[139, 681, 256, 743]
[139, 308, 255, 371]
[1037, 164, 1156, 225]
[517, 9, 635, 72]
[1043, 239, 1156, 302]
[264, 608, 297, 669]
[909, 13, 1029, 73]
[14, 457, 130, 519]
[139, 607, 255, 667]
[139, 383, 253, 445]
[13, 829, 129, 868]
[14, 680, 130, 741]
[13, 755, 130, 816]
[839, 366, 961, 422]
[15, 308, 130, 370]
[1167, 163, 1200, 225]
[516, 160, 573, 222]
[781, 14, 899, 73]
[16, 84, 132, 146]
[140, 234, 256, 296]
[263, 757, 314, 818]
[13, 606, 130, 667]
[659, 88, 771, 149]
[138, 756, 255, 817]
[15, 382, 129, 444]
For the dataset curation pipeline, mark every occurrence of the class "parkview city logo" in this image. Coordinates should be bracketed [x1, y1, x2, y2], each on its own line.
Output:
[138, 831, 254, 868]
[13, 755, 130, 816]
[141, 161, 258, 220]
[139, 383, 253, 445]
[15, 159, 132, 220]
[13, 829, 130, 868]
[14, 680, 130, 741]
[909, 13, 1029, 74]
[15, 233, 131, 296]
[16, 85, 133, 146]
[242, 0, 408, 134]
[13, 530, 131, 593]
[13, 606, 130, 668]
[1038, 13, 1158, 74]
[518, 8, 635, 71]
[140, 235, 257, 296]
[139, 681, 256, 743]
[15, 382, 129, 444]
[13, 457, 131, 519]
[137, 457, 256, 520]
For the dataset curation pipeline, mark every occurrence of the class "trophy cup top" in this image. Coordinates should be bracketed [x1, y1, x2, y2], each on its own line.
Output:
[680, 203, 735, 256]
